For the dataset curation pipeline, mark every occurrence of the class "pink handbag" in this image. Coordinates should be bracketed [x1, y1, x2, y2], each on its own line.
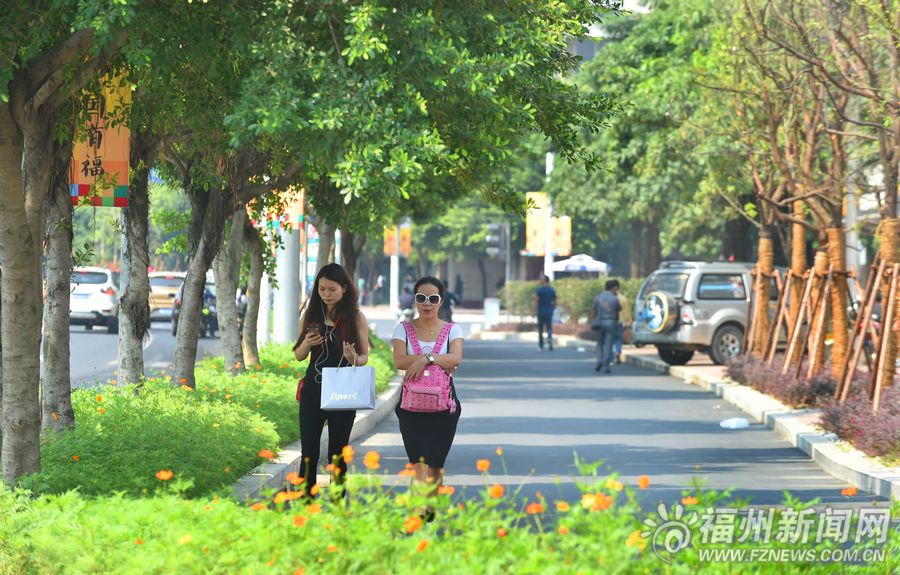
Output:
[400, 322, 456, 414]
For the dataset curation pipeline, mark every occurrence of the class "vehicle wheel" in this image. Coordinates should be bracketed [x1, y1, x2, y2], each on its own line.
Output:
[657, 347, 694, 366]
[85, 324, 93, 331]
[107, 317, 119, 335]
[709, 325, 744, 365]
[171, 318, 178, 336]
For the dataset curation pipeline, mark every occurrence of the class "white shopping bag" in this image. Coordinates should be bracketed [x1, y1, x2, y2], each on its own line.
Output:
[320, 365, 376, 410]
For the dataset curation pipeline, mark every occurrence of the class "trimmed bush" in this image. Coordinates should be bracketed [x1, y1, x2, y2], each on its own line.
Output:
[820, 387, 900, 461]
[501, 277, 644, 324]
[501, 280, 539, 317]
[726, 356, 836, 408]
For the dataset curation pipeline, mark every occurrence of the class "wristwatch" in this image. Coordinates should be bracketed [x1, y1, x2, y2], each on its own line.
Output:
[426, 354, 435, 365]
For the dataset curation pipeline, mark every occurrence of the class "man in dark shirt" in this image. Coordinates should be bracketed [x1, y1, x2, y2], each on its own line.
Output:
[534, 275, 557, 351]
[591, 279, 622, 373]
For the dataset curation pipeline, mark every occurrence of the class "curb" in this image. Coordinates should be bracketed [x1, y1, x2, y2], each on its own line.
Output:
[232, 374, 403, 501]
[624, 352, 900, 500]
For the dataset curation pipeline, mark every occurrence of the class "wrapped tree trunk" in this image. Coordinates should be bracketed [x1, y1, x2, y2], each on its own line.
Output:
[41, 142, 75, 434]
[789, 201, 806, 343]
[826, 228, 849, 381]
[807, 250, 829, 374]
[752, 228, 775, 356]
[879, 218, 900, 388]
[213, 208, 247, 375]
[117, 130, 158, 385]
[316, 220, 335, 273]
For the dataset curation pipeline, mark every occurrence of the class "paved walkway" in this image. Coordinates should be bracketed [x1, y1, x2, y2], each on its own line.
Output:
[353, 338, 879, 507]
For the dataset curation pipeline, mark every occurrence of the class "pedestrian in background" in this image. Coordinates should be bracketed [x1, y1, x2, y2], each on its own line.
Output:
[591, 279, 621, 373]
[438, 280, 460, 322]
[613, 287, 632, 364]
[534, 275, 556, 352]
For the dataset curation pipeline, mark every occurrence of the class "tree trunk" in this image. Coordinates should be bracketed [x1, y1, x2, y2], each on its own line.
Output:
[214, 208, 247, 375]
[477, 258, 488, 299]
[41, 140, 75, 434]
[242, 220, 263, 367]
[630, 220, 643, 278]
[316, 221, 335, 273]
[879, 218, 900, 388]
[172, 186, 229, 388]
[788, 201, 806, 347]
[0, 98, 51, 482]
[826, 228, 849, 381]
[340, 229, 366, 280]
[642, 220, 661, 276]
[117, 130, 158, 386]
[807, 250, 829, 374]
[752, 229, 775, 357]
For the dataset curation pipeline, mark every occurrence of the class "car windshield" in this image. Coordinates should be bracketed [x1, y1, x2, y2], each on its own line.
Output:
[151, 276, 184, 288]
[638, 272, 689, 300]
[72, 271, 108, 285]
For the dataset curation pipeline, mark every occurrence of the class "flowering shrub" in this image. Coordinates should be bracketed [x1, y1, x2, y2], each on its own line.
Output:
[1, 454, 895, 574]
[726, 356, 836, 408]
[820, 387, 900, 460]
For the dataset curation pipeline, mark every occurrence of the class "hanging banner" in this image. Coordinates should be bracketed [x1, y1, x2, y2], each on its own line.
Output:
[384, 225, 412, 257]
[525, 192, 548, 256]
[552, 216, 572, 257]
[69, 78, 131, 207]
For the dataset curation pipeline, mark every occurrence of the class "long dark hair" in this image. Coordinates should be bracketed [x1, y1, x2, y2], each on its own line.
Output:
[296, 263, 359, 349]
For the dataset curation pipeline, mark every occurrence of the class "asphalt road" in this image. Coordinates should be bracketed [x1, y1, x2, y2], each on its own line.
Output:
[68, 320, 221, 388]
[354, 338, 883, 508]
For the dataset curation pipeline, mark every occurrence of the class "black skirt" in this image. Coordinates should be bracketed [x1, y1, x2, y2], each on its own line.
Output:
[395, 383, 461, 469]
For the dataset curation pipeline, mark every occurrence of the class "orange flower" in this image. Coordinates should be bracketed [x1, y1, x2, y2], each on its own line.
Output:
[841, 486, 858, 497]
[293, 567, 305, 575]
[637, 475, 651, 490]
[681, 496, 699, 506]
[51, 412, 59, 422]
[496, 447, 503, 456]
[155, 470, 174, 481]
[274, 492, 290, 505]
[555, 501, 570, 513]
[134, 538, 143, 545]
[342, 445, 355, 464]
[497, 528, 508, 538]
[225, 394, 232, 400]
[179, 378, 187, 384]
[255, 364, 262, 371]
[626, 530, 647, 550]
[326, 545, 337, 553]
[258, 449, 276, 460]
[476, 459, 491, 472]
[72, 455, 79, 462]
[438, 485, 455, 495]
[417, 540, 429, 552]
[399, 469, 416, 477]
[310, 485, 320, 497]
[364, 451, 381, 470]
[235, 362, 242, 369]
[582, 493, 612, 511]
[308, 503, 321, 514]
[292, 515, 308, 528]
[558, 526, 570, 535]
[488, 484, 505, 498]
[95, 394, 104, 402]
[404, 515, 424, 534]
[97, 407, 106, 414]
[525, 502, 544, 515]
[286, 472, 301, 484]
[250, 502, 267, 511]
[325, 463, 335, 472]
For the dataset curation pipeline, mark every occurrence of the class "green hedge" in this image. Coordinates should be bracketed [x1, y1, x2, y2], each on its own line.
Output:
[502, 277, 645, 323]
[2, 461, 894, 574]
[18, 333, 396, 499]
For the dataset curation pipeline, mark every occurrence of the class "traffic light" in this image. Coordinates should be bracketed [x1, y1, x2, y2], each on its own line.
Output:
[486, 223, 503, 258]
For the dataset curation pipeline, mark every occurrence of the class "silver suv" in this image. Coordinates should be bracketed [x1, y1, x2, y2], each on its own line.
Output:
[632, 261, 752, 365]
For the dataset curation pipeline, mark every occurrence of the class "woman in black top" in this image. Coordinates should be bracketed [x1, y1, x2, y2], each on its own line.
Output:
[293, 263, 370, 495]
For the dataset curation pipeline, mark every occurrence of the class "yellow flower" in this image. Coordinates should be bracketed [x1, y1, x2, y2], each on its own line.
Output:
[95, 394, 104, 402]
[626, 530, 647, 550]
[496, 447, 503, 456]
[181, 385, 192, 391]
[605, 478, 623, 491]
[178, 534, 193, 546]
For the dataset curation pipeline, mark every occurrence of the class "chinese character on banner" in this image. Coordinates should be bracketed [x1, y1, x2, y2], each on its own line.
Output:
[69, 77, 131, 207]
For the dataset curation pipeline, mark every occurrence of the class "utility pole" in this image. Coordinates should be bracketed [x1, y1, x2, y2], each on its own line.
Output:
[544, 151, 555, 280]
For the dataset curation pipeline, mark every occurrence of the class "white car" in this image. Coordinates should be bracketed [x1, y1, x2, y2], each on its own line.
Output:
[69, 267, 119, 333]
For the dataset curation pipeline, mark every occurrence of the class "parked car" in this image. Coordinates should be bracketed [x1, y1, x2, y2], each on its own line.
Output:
[632, 261, 756, 366]
[149, 271, 186, 322]
[171, 280, 218, 338]
[69, 267, 119, 334]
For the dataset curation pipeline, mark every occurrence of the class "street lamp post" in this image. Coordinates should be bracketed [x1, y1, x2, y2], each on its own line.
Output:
[544, 151, 555, 281]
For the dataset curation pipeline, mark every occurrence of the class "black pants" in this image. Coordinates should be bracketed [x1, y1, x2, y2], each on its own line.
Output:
[537, 313, 553, 349]
[299, 393, 356, 494]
